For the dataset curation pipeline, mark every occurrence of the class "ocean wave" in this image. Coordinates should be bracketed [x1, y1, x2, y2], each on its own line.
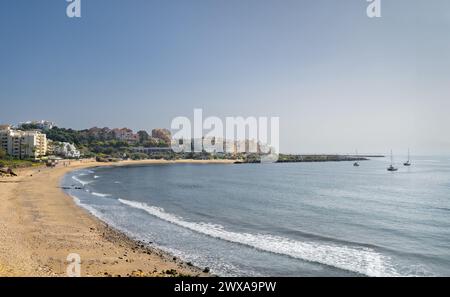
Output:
[71, 195, 105, 219]
[94, 175, 100, 179]
[91, 192, 111, 197]
[118, 198, 402, 277]
[72, 175, 93, 186]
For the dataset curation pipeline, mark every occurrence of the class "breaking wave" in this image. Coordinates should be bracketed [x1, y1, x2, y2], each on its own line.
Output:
[71, 175, 93, 186]
[118, 198, 402, 277]
[91, 192, 111, 197]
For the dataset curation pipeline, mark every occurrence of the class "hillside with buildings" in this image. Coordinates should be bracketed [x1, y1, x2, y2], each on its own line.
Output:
[1, 121, 368, 168]
[0, 125, 48, 159]
[0, 122, 176, 163]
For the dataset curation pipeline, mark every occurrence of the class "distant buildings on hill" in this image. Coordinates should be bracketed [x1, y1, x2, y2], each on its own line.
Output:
[1, 120, 269, 160]
[18, 120, 56, 130]
[0, 121, 174, 159]
[48, 141, 81, 159]
[151, 128, 171, 144]
[0, 125, 48, 159]
[0, 122, 80, 159]
[84, 127, 172, 146]
[111, 128, 140, 144]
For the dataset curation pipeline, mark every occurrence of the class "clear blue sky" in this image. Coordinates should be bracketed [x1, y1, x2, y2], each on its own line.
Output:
[1, 0, 449, 154]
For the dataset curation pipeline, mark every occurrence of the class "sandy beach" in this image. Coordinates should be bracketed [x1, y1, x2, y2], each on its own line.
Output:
[0, 159, 234, 277]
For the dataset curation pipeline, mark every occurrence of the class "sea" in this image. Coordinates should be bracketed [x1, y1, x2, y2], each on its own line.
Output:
[62, 156, 450, 277]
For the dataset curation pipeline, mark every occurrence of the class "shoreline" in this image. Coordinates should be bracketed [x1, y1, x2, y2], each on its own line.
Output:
[0, 159, 234, 277]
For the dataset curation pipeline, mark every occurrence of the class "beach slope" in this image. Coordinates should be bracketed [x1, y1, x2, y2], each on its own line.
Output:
[0, 159, 232, 276]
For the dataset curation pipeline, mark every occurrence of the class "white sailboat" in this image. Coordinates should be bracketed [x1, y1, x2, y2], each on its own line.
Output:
[353, 150, 360, 167]
[387, 150, 398, 172]
[404, 149, 411, 166]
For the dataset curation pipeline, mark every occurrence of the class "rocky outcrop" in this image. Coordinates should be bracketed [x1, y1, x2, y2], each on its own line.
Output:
[0, 167, 18, 177]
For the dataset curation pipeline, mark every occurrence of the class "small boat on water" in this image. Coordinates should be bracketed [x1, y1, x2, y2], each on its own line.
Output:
[387, 165, 398, 171]
[387, 150, 398, 172]
[353, 150, 360, 167]
[404, 149, 411, 166]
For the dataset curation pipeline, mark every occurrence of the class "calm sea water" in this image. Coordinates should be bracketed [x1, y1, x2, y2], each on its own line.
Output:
[62, 156, 450, 276]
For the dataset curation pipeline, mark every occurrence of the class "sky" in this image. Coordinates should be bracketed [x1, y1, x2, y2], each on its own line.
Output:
[0, 0, 449, 155]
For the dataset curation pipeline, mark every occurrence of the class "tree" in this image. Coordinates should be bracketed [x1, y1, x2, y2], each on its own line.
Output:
[143, 137, 160, 147]
[137, 130, 150, 144]
[151, 128, 171, 144]
[0, 147, 6, 159]
[19, 123, 41, 131]
[130, 152, 148, 160]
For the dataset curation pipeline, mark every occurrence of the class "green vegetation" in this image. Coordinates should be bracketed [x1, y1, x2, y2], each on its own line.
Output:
[0, 143, 43, 169]
[12, 125, 376, 164]
[0, 147, 6, 159]
[137, 130, 149, 143]
[0, 158, 42, 169]
[18, 123, 41, 131]
[44, 126, 171, 159]
[130, 152, 149, 160]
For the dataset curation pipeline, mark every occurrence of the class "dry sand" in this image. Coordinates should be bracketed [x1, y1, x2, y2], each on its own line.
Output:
[0, 159, 235, 276]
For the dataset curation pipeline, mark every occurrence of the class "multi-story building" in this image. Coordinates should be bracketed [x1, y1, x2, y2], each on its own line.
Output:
[0, 125, 48, 159]
[49, 141, 81, 158]
[0, 125, 11, 153]
[112, 128, 139, 144]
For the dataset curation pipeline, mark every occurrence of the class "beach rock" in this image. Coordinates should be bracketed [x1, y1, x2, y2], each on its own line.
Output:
[165, 269, 177, 276]
[0, 167, 17, 176]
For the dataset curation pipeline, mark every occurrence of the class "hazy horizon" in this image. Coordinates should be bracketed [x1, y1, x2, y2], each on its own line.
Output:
[1, 0, 449, 155]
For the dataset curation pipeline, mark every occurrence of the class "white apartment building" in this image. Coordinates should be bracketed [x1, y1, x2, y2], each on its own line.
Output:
[0, 125, 9, 154]
[50, 141, 81, 158]
[0, 125, 48, 159]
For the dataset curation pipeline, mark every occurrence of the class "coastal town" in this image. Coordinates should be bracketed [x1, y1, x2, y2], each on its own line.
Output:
[0, 120, 170, 160]
[0, 120, 368, 176]
[0, 120, 177, 169]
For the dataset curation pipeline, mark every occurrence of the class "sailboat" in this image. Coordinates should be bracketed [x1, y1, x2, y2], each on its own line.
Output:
[404, 149, 411, 166]
[387, 150, 398, 172]
[353, 150, 360, 167]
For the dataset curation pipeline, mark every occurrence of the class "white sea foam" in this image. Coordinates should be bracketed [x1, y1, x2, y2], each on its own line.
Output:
[71, 195, 104, 219]
[118, 198, 402, 277]
[94, 175, 100, 179]
[72, 175, 92, 186]
[91, 192, 111, 197]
